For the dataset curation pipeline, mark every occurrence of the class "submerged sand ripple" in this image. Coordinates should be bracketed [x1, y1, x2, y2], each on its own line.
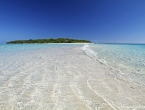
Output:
[0, 46, 145, 110]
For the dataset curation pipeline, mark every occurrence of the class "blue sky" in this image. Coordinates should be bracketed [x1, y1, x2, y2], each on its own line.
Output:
[0, 0, 145, 44]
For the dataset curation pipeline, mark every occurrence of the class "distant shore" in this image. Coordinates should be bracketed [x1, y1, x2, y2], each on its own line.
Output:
[11, 43, 91, 44]
[6, 38, 91, 44]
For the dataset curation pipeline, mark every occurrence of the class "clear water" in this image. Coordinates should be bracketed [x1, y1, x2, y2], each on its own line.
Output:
[0, 44, 82, 54]
[82, 44, 145, 86]
[0, 44, 88, 109]
[0, 44, 84, 83]
[0, 44, 145, 109]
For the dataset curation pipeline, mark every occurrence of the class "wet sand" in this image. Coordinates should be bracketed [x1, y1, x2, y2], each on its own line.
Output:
[0, 46, 145, 110]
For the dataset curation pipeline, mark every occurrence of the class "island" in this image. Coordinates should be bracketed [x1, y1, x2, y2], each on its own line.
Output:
[6, 38, 91, 44]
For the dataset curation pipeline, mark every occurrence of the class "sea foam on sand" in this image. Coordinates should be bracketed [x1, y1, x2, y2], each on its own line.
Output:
[0, 45, 145, 110]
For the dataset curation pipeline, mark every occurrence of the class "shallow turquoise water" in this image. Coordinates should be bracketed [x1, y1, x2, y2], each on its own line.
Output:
[0, 44, 83, 53]
[82, 44, 145, 86]
[0, 44, 84, 84]
[90, 44, 145, 74]
[1, 44, 145, 109]
[1, 43, 145, 86]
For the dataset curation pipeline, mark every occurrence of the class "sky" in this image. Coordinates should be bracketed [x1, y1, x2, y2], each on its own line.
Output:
[0, 0, 145, 44]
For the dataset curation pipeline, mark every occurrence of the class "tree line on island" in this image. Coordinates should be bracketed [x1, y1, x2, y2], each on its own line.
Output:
[6, 38, 91, 44]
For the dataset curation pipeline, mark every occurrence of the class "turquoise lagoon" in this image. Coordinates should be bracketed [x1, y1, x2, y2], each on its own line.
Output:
[1, 43, 145, 87]
[83, 43, 145, 87]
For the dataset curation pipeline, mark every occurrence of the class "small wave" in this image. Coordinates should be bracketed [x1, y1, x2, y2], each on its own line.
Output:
[82, 45, 107, 66]
[82, 44, 145, 87]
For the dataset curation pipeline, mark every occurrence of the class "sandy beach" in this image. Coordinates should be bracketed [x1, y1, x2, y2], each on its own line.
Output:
[0, 45, 145, 110]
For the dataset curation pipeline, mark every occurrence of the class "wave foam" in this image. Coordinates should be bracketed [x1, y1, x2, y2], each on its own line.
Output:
[82, 45, 107, 65]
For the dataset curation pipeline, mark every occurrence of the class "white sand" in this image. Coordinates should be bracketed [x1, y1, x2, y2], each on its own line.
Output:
[0, 46, 145, 110]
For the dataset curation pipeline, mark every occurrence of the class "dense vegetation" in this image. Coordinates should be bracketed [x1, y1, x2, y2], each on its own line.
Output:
[6, 38, 91, 44]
